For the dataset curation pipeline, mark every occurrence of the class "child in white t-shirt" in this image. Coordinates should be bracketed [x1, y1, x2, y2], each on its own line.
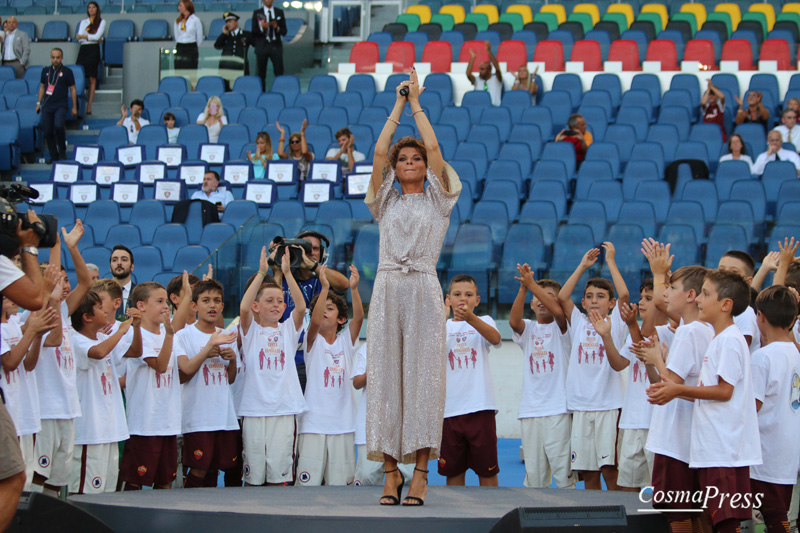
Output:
[237, 247, 306, 486]
[91, 279, 139, 388]
[175, 279, 239, 489]
[119, 282, 180, 490]
[439, 274, 502, 488]
[648, 270, 761, 532]
[749, 286, 800, 532]
[296, 265, 362, 486]
[509, 264, 573, 489]
[68, 291, 139, 494]
[557, 244, 628, 491]
[718, 250, 761, 352]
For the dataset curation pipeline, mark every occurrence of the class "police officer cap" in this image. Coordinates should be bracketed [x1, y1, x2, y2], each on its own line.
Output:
[223, 12, 239, 21]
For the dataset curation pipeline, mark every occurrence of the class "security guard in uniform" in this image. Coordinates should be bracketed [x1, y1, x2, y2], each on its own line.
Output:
[214, 12, 249, 79]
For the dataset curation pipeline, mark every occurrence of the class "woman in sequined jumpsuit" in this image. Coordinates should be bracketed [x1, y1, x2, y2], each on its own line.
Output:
[365, 67, 461, 506]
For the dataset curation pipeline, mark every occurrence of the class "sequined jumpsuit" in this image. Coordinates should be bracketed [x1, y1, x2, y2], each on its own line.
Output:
[365, 165, 461, 463]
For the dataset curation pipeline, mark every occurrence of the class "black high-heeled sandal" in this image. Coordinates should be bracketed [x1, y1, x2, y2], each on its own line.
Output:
[379, 468, 405, 506]
[402, 467, 428, 506]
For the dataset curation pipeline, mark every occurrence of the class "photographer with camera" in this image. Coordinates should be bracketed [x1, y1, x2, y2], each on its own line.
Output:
[267, 230, 347, 392]
[555, 113, 592, 166]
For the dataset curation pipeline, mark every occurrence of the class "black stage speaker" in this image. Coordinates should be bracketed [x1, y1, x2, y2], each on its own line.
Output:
[7, 492, 113, 533]
[490, 505, 628, 532]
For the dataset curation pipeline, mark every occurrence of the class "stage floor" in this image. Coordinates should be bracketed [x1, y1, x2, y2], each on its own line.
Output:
[72, 486, 668, 532]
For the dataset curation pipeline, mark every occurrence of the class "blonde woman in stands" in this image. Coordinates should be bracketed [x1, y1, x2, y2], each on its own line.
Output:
[246, 131, 278, 180]
[367, 66, 461, 507]
[276, 119, 314, 181]
[511, 64, 538, 103]
[75, 2, 105, 115]
[718, 133, 753, 174]
[196, 96, 227, 143]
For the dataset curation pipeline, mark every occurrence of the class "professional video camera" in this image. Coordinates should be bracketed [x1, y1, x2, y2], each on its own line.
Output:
[0, 184, 58, 258]
[268, 236, 313, 271]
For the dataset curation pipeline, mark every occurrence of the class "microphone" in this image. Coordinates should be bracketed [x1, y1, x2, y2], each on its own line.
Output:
[399, 87, 409, 96]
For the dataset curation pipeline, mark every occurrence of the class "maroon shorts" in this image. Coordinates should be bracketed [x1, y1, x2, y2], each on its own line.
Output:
[182, 430, 240, 471]
[120, 435, 178, 487]
[438, 410, 499, 478]
[751, 478, 793, 514]
[651, 453, 700, 519]
[698, 466, 752, 526]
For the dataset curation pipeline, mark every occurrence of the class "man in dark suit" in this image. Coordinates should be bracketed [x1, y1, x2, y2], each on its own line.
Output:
[251, 0, 287, 90]
[214, 12, 249, 73]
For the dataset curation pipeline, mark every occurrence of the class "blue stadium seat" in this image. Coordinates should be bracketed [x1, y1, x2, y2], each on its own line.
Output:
[540, 142, 576, 178]
[351, 225, 381, 300]
[617, 201, 657, 237]
[143, 93, 170, 125]
[481, 179, 520, 221]
[587, 180, 624, 221]
[158, 76, 189, 106]
[454, 142, 489, 180]
[540, 91, 573, 136]
[621, 29, 648, 63]
[433, 123, 456, 159]
[778, 202, 800, 227]
[615, 107, 650, 142]
[221, 93, 247, 124]
[235, 107, 268, 139]
[270, 75, 301, 107]
[468, 124, 500, 159]
[370, 92, 395, 113]
[439, 106, 471, 142]
[471, 200, 510, 257]
[604, 124, 636, 164]
[662, 88, 697, 122]
[657, 106, 691, 141]
[585, 142, 622, 177]
[590, 73, 622, 108]
[622, 160, 660, 200]
[255, 93, 285, 124]
[501, 90, 533, 119]
[152, 224, 189, 270]
[603, 223, 647, 277]
[333, 92, 364, 124]
[137, 125, 168, 160]
[104, 224, 141, 249]
[768, 225, 800, 251]
[549, 224, 596, 298]
[629, 142, 665, 178]
[293, 93, 324, 124]
[217, 125, 250, 161]
[705, 224, 749, 266]
[440, 30, 465, 61]
[449, 160, 479, 201]
[179, 92, 208, 123]
[487, 160, 522, 191]
[141, 19, 170, 40]
[200, 222, 235, 251]
[367, 31, 393, 61]
[585, 29, 611, 62]
[634, 180, 671, 224]
[356, 107, 389, 139]
[689, 123, 724, 166]
[424, 73, 453, 105]
[568, 200, 607, 242]
[512, 29, 538, 57]
[763, 161, 797, 218]
[176, 125, 209, 160]
[575, 161, 614, 199]
[658, 224, 699, 267]
[676, 180, 718, 224]
[268, 200, 305, 237]
[520, 107, 554, 141]
[16, 95, 38, 154]
[0, 110, 19, 170]
[40, 20, 68, 41]
[630, 73, 662, 109]
[646, 124, 680, 163]
[529, 179, 568, 220]
[446, 223, 496, 299]
[552, 73, 583, 109]
[81, 247, 112, 271]
[519, 200, 559, 248]
[315, 200, 354, 248]
[1, 80, 27, 109]
[667, 201, 707, 244]
[221, 199, 258, 228]
[232, 76, 265, 106]
[345, 74, 376, 107]
[508, 124, 543, 161]
[84, 200, 121, 243]
[733, 123, 768, 157]
[776, 182, 800, 226]
[498, 223, 547, 304]
[316, 107, 348, 136]
[195, 76, 226, 99]
[97, 126, 128, 165]
[674, 142, 710, 169]
[729, 180, 767, 227]
[578, 103, 609, 140]
[620, 89, 655, 122]
[129, 200, 166, 244]
[460, 91, 493, 123]
[478, 106, 512, 143]
[308, 75, 339, 107]
[714, 160, 753, 201]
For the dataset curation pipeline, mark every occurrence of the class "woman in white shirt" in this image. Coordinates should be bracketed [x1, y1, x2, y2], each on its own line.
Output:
[719, 133, 754, 174]
[75, 2, 105, 115]
[196, 96, 227, 143]
[174, 0, 203, 72]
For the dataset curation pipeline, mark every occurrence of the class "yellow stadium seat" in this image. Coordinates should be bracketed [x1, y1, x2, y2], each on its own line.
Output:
[749, 3, 775, 31]
[715, 3, 741, 31]
[783, 2, 800, 15]
[473, 4, 499, 24]
[539, 4, 566, 25]
[406, 5, 431, 24]
[680, 3, 707, 28]
[572, 3, 600, 25]
[607, 3, 635, 27]
[641, 3, 668, 31]
[506, 4, 534, 24]
[439, 4, 465, 24]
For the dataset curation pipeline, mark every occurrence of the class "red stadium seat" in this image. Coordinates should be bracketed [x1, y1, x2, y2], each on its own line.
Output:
[532, 40, 565, 72]
[684, 39, 717, 70]
[422, 41, 453, 72]
[760, 39, 794, 70]
[459, 40, 491, 69]
[646, 39, 679, 70]
[386, 41, 415, 72]
[349, 41, 379, 73]
[497, 40, 528, 71]
[571, 40, 603, 71]
[721, 39, 755, 70]
[608, 39, 641, 71]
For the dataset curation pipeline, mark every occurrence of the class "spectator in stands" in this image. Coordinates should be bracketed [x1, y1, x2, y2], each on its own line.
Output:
[326, 127, 364, 173]
[1, 17, 30, 79]
[214, 12, 249, 77]
[163, 111, 180, 144]
[555, 113, 591, 165]
[246, 131, 278, 180]
[511, 64, 538, 102]
[109, 244, 135, 302]
[719, 133, 754, 174]
[36, 48, 77, 163]
[196, 96, 227, 144]
[786, 98, 800, 114]
[117, 99, 149, 144]
[86, 263, 100, 283]
[251, 0, 287, 91]
[174, 0, 202, 72]
[75, 2, 105, 115]
[735, 90, 769, 130]
[191, 170, 234, 212]
[773, 109, 799, 148]
[466, 41, 503, 106]
[752, 130, 800, 176]
[277, 119, 313, 181]
[701, 79, 726, 141]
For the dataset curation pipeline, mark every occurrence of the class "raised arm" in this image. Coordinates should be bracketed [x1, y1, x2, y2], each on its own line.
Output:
[171, 271, 193, 333]
[603, 242, 629, 308]
[283, 251, 306, 331]
[240, 246, 268, 336]
[642, 239, 680, 325]
[407, 67, 446, 188]
[516, 263, 567, 333]
[774, 237, 798, 286]
[485, 41, 502, 82]
[87, 320, 132, 360]
[509, 276, 528, 336]
[305, 264, 329, 351]
[63, 221, 92, 314]
[466, 48, 477, 84]
[348, 266, 363, 345]
[558, 248, 600, 322]
[752, 251, 779, 290]
[369, 80, 406, 194]
[144, 310, 173, 374]
[275, 122, 288, 158]
[299, 119, 312, 160]
[589, 310, 629, 371]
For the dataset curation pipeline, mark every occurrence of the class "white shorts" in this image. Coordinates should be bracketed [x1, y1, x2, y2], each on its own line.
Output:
[242, 415, 297, 485]
[34, 418, 75, 486]
[353, 445, 414, 486]
[69, 443, 119, 494]
[296, 433, 355, 486]
[19, 434, 35, 491]
[570, 409, 620, 472]
[617, 428, 654, 488]
[520, 414, 575, 489]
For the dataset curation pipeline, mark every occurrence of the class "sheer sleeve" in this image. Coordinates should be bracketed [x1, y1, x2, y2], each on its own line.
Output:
[365, 165, 399, 222]
[425, 162, 461, 218]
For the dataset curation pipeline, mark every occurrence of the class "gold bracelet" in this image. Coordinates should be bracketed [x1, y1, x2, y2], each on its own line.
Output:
[387, 116, 400, 125]
[411, 109, 424, 116]
[654, 281, 666, 287]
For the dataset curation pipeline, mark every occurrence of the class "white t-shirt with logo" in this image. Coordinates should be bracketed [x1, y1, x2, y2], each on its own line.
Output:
[36, 301, 80, 419]
[352, 342, 367, 446]
[513, 319, 570, 418]
[750, 341, 800, 484]
[125, 326, 181, 436]
[619, 324, 674, 430]
[689, 324, 762, 468]
[236, 319, 307, 418]
[175, 324, 239, 434]
[1, 316, 40, 435]
[108, 320, 134, 381]
[299, 330, 357, 435]
[734, 306, 761, 354]
[444, 317, 502, 418]
[72, 331, 129, 445]
[565, 306, 627, 411]
[646, 320, 714, 462]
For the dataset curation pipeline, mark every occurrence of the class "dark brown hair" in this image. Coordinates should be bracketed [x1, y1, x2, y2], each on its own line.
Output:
[309, 291, 349, 333]
[449, 274, 478, 292]
[70, 291, 102, 331]
[670, 265, 708, 294]
[130, 281, 165, 307]
[756, 285, 797, 329]
[704, 270, 750, 316]
[192, 279, 224, 302]
[388, 136, 427, 170]
[585, 278, 615, 299]
[86, 2, 102, 34]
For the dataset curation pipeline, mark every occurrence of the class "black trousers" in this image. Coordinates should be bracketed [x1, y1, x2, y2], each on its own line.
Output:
[254, 42, 283, 90]
[40, 105, 67, 161]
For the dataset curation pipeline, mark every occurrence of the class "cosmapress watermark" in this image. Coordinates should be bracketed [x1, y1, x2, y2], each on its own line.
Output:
[637, 486, 764, 513]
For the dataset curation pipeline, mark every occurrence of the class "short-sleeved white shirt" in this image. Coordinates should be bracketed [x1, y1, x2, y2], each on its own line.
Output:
[352, 342, 367, 446]
[36, 301, 80, 419]
[0, 255, 23, 292]
[473, 75, 503, 106]
[1, 316, 40, 435]
[734, 306, 761, 354]
[121, 116, 150, 144]
[689, 324, 762, 468]
[619, 340, 654, 430]
[108, 320, 134, 381]
[513, 319, 570, 418]
[750, 341, 800, 484]
[444, 316, 501, 418]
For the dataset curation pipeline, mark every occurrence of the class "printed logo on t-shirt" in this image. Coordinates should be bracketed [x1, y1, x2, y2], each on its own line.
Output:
[323, 346, 345, 388]
[154, 366, 174, 388]
[528, 334, 556, 374]
[92, 476, 102, 489]
[2, 367, 19, 385]
[258, 347, 285, 372]
[577, 328, 605, 365]
[202, 360, 228, 386]
[38, 455, 50, 468]
[99, 360, 114, 395]
[447, 330, 478, 371]
[55, 346, 75, 371]
[791, 371, 800, 411]
[299, 471, 310, 483]
[630, 359, 648, 384]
